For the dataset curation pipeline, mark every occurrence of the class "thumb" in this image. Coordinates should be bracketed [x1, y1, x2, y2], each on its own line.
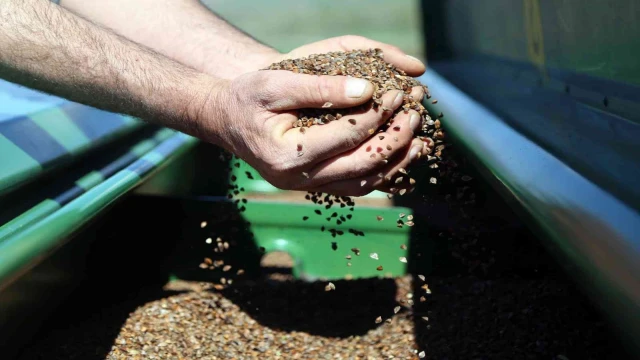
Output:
[255, 70, 375, 111]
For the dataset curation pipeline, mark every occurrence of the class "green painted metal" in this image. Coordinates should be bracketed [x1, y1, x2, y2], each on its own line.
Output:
[422, 0, 640, 86]
[230, 158, 392, 199]
[0, 134, 42, 191]
[74, 171, 104, 191]
[419, 70, 640, 355]
[242, 200, 412, 280]
[0, 200, 60, 242]
[30, 108, 91, 154]
[0, 128, 176, 243]
[0, 132, 198, 290]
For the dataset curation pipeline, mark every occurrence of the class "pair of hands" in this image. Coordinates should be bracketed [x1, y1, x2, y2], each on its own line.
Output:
[204, 36, 430, 197]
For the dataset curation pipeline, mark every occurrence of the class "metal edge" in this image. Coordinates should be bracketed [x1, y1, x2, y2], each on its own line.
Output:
[419, 70, 640, 353]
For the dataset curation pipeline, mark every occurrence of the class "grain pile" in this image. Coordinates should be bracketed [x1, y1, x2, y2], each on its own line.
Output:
[18, 273, 618, 360]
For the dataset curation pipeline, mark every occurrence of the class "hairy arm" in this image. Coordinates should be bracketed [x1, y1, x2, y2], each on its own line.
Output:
[0, 0, 224, 140]
[58, 0, 280, 79]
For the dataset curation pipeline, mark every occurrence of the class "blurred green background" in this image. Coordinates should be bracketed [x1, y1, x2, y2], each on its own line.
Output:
[201, 0, 425, 59]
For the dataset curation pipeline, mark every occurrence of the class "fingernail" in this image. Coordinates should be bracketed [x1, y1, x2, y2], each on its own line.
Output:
[392, 91, 404, 108]
[410, 144, 423, 161]
[346, 78, 369, 98]
[409, 113, 420, 133]
[406, 55, 424, 64]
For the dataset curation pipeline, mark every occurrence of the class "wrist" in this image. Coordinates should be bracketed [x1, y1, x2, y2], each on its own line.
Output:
[201, 46, 282, 79]
[183, 73, 231, 146]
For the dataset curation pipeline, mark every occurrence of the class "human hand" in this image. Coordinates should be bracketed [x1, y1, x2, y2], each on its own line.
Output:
[202, 70, 431, 196]
[279, 35, 426, 77]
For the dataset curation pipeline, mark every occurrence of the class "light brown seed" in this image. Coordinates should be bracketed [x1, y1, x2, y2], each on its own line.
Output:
[399, 256, 408, 263]
[431, 99, 438, 104]
[348, 118, 356, 125]
[376, 215, 384, 221]
[200, 221, 207, 228]
[421, 316, 429, 322]
[399, 189, 407, 195]
[376, 265, 384, 271]
[400, 244, 407, 250]
[222, 265, 232, 272]
[420, 296, 426, 302]
[370, 253, 379, 260]
[322, 102, 333, 108]
[386, 144, 392, 151]
[419, 351, 426, 358]
[204, 258, 213, 265]
[406, 221, 415, 227]
[378, 173, 384, 178]
[407, 215, 414, 221]
[297, 151, 304, 157]
[375, 316, 383, 324]
[398, 168, 407, 174]
[378, 135, 385, 140]
[418, 274, 425, 281]
[394, 306, 401, 314]
[387, 193, 394, 199]
[409, 178, 416, 185]
[325, 282, 336, 291]
[430, 177, 437, 184]
[368, 128, 375, 135]
[395, 177, 403, 184]
[360, 180, 367, 187]
[399, 213, 406, 218]
[302, 172, 309, 178]
[237, 269, 245, 275]
[345, 255, 352, 260]
[384, 175, 392, 182]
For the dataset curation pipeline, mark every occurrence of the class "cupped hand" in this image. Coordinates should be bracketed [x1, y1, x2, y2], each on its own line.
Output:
[280, 35, 426, 77]
[205, 70, 431, 196]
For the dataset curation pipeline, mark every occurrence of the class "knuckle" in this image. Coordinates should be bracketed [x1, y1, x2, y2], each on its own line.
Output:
[314, 75, 334, 104]
[249, 72, 281, 108]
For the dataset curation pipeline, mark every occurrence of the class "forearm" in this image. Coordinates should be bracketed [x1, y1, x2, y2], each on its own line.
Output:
[59, 0, 280, 79]
[0, 0, 224, 140]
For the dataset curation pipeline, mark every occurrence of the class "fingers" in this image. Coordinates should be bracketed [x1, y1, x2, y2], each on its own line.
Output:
[409, 86, 424, 103]
[281, 89, 405, 165]
[290, 35, 426, 77]
[307, 138, 428, 197]
[303, 109, 422, 187]
[254, 71, 374, 111]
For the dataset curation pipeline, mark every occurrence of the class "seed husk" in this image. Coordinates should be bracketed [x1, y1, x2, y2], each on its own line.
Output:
[348, 118, 356, 125]
[325, 282, 336, 291]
